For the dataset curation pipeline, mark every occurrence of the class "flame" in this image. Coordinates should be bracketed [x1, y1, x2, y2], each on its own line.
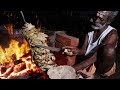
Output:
[0, 38, 46, 79]
[4, 23, 13, 35]
[0, 18, 47, 79]
[0, 21, 30, 63]
[0, 38, 30, 64]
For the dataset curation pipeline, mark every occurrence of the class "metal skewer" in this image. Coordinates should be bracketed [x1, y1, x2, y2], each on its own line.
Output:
[20, 11, 27, 24]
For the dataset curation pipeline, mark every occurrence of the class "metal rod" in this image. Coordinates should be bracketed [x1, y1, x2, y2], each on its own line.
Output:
[20, 11, 27, 24]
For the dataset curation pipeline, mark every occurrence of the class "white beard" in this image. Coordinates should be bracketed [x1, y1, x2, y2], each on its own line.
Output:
[90, 18, 106, 30]
[91, 23, 106, 30]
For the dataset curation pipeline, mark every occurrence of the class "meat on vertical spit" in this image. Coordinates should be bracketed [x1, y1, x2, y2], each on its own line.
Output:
[22, 23, 56, 71]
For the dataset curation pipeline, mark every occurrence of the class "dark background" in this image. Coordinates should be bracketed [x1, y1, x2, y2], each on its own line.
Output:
[0, 10, 120, 45]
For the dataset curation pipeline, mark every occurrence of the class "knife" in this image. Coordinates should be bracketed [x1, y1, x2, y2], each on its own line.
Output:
[31, 44, 63, 52]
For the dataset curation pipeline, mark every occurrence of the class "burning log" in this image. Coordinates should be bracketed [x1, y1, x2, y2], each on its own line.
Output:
[0, 54, 48, 79]
[13, 61, 26, 73]
[0, 64, 14, 78]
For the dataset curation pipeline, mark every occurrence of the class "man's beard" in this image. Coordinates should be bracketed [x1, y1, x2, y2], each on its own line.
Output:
[90, 18, 106, 30]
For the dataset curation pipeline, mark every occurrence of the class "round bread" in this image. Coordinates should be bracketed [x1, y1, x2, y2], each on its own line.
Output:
[47, 65, 76, 79]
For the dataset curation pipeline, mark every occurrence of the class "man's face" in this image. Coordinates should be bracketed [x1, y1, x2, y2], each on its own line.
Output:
[90, 11, 112, 30]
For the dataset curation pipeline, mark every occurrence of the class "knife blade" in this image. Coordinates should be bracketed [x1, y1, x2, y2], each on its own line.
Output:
[31, 44, 63, 52]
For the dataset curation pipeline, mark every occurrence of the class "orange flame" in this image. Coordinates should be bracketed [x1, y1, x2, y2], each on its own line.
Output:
[0, 38, 30, 64]
[0, 38, 46, 79]
[0, 22, 47, 79]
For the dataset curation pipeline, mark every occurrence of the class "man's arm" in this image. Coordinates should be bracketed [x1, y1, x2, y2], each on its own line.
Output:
[73, 30, 118, 72]
[78, 34, 89, 55]
[73, 53, 97, 71]
[97, 30, 118, 73]
[97, 44, 116, 73]
[62, 34, 89, 56]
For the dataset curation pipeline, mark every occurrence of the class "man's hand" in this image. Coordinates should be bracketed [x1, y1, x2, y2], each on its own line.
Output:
[62, 46, 80, 56]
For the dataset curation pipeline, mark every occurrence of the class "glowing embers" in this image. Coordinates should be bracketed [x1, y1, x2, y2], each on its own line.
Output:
[0, 53, 47, 79]
[0, 38, 47, 79]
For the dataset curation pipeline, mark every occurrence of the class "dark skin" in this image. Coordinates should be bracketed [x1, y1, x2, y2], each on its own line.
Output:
[96, 30, 118, 74]
[72, 30, 118, 73]
[63, 11, 119, 74]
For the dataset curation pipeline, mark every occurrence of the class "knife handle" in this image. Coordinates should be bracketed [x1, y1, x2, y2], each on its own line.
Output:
[60, 47, 64, 52]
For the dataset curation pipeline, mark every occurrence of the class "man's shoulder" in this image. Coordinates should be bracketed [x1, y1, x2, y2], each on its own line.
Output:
[104, 25, 117, 36]
[107, 28, 118, 38]
[102, 28, 118, 46]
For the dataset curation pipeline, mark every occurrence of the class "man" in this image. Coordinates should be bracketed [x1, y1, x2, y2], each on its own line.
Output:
[62, 11, 119, 79]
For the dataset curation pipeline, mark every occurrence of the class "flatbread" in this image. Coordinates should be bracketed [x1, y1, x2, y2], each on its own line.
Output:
[47, 65, 76, 79]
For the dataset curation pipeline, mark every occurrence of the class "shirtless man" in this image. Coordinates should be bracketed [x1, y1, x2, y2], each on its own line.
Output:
[63, 11, 119, 79]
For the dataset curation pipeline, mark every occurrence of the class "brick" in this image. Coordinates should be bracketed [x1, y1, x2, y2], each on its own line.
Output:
[55, 33, 79, 47]
[54, 32, 79, 66]
[54, 52, 67, 65]
[66, 56, 76, 66]
[55, 41, 63, 48]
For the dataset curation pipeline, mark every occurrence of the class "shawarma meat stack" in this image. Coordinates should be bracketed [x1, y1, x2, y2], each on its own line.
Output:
[22, 23, 56, 71]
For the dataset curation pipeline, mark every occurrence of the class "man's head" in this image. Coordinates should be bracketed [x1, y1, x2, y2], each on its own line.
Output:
[90, 11, 119, 30]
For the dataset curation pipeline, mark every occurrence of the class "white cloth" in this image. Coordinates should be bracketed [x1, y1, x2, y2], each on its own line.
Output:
[85, 25, 116, 56]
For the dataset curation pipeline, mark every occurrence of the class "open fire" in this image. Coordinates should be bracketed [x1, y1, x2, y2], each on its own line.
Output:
[0, 36, 47, 79]
[0, 11, 55, 79]
[0, 39, 29, 63]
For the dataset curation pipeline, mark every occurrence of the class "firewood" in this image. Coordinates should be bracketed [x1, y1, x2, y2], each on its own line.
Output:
[13, 62, 26, 73]
[3, 65, 14, 78]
